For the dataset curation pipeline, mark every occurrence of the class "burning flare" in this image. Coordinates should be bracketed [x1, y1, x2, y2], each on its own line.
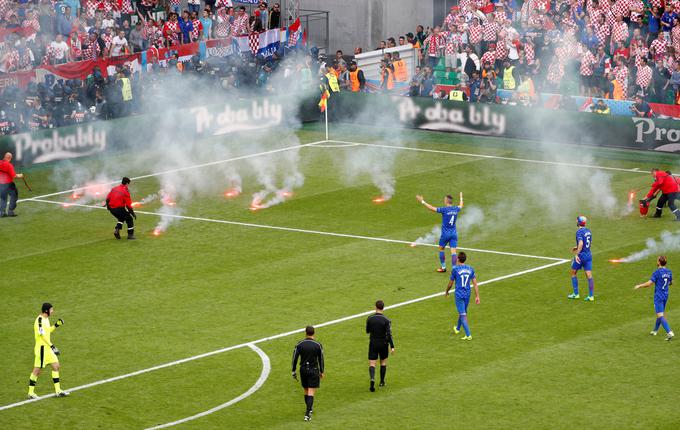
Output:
[372, 196, 387, 204]
[224, 188, 241, 198]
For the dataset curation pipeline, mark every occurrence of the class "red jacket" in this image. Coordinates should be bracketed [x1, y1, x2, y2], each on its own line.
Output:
[647, 171, 680, 198]
[106, 184, 132, 209]
[0, 159, 16, 184]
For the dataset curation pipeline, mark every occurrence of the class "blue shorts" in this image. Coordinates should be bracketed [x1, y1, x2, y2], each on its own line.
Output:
[571, 256, 592, 271]
[439, 232, 458, 249]
[455, 296, 470, 315]
[655, 298, 668, 314]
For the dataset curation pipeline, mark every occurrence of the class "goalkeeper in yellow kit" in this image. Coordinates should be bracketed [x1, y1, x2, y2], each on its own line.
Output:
[28, 303, 69, 399]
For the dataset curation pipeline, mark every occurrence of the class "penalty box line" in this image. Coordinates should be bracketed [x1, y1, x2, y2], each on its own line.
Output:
[26, 198, 567, 263]
[0, 258, 568, 412]
[17, 140, 327, 204]
[325, 140, 650, 174]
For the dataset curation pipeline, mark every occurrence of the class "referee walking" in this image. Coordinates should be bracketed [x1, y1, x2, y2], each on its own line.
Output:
[366, 300, 394, 392]
[292, 325, 324, 422]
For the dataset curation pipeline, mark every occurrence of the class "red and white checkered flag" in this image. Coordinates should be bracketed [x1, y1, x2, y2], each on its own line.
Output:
[248, 32, 259, 55]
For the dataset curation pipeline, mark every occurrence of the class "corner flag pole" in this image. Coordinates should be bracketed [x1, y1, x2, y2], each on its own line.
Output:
[324, 103, 329, 141]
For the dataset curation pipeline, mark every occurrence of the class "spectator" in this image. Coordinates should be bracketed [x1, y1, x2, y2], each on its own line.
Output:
[56, 6, 75, 36]
[201, 9, 214, 39]
[233, 7, 249, 36]
[335, 50, 346, 69]
[257, 2, 268, 30]
[468, 70, 481, 102]
[50, 34, 70, 64]
[129, 22, 144, 52]
[110, 29, 128, 57]
[423, 26, 442, 68]
[164, 13, 182, 46]
[188, 0, 201, 15]
[178, 10, 194, 44]
[269, 3, 280, 28]
[420, 66, 435, 97]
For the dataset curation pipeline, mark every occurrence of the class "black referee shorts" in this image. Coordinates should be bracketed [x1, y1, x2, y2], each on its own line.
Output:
[109, 207, 134, 227]
[300, 366, 320, 389]
[368, 342, 389, 361]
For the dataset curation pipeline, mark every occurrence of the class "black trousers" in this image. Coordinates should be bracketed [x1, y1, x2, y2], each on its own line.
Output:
[656, 192, 680, 217]
[109, 207, 134, 231]
[0, 182, 18, 214]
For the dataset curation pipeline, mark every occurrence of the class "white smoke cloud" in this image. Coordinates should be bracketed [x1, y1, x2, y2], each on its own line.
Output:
[617, 230, 680, 263]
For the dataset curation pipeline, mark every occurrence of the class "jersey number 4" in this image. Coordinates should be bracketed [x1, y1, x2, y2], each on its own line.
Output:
[449, 215, 456, 226]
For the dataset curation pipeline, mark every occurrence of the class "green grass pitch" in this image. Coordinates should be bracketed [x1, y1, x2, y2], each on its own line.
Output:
[1, 122, 680, 429]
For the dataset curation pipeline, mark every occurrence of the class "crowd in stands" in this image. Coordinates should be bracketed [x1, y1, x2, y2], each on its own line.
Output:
[0, 0, 281, 69]
[344, 0, 680, 115]
[0, 0, 298, 135]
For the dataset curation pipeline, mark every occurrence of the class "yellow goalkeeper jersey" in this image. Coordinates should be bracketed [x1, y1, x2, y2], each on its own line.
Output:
[34, 315, 55, 349]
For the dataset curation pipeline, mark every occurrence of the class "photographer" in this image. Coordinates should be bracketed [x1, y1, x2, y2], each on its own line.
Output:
[631, 93, 652, 117]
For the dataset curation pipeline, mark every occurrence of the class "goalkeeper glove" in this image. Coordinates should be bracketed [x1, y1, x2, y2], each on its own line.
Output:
[51, 345, 60, 356]
[55, 319, 64, 328]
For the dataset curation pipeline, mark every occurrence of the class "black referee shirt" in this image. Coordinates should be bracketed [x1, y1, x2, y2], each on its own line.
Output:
[366, 313, 394, 347]
[292, 338, 325, 373]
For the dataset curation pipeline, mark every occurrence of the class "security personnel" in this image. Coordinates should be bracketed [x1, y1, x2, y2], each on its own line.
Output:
[366, 300, 395, 392]
[324, 66, 340, 93]
[502, 59, 517, 90]
[0, 152, 24, 217]
[292, 325, 324, 422]
[105, 177, 137, 239]
[645, 168, 680, 220]
[120, 71, 133, 117]
[392, 52, 409, 82]
[348, 62, 365, 92]
[380, 60, 394, 91]
[448, 88, 467, 101]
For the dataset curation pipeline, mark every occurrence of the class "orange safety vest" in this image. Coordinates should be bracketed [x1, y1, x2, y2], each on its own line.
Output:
[611, 79, 623, 100]
[349, 69, 361, 92]
[381, 68, 394, 90]
[393, 59, 408, 82]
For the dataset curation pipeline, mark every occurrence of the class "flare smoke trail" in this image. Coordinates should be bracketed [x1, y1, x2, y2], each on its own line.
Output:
[615, 230, 680, 263]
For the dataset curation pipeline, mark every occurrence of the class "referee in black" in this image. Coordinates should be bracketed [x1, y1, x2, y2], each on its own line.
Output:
[366, 300, 395, 392]
[292, 325, 324, 422]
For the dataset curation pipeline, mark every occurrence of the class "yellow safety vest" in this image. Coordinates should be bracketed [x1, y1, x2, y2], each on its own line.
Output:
[449, 90, 464, 101]
[503, 66, 516, 90]
[121, 77, 132, 101]
[326, 73, 340, 92]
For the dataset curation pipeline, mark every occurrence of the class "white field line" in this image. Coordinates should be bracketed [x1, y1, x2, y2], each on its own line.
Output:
[26, 198, 567, 262]
[326, 140, 649, 174]
[145, 344, 271, 430]
[17, 140, 326, 203]
[0, 259, 567, 412]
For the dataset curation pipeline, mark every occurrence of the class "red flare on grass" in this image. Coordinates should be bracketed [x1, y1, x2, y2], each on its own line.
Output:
[609, 259, 624, 264]
[62, 203, 71, 208]
[281, 191, 293, 198]
[372, 196, 387, 204]
[70, 193, 81, 200]
[131, 202, 142, 208]
[224, 188, 241, 198]
[409, 242, 418, 248]
[153, 228, 162, 236]
[161, 198, 176, 207]
[628, 191, 635, 205]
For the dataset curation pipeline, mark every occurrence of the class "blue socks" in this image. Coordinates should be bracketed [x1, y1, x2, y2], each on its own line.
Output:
[456, 316, 461, 331]
[660, 317, 672, 333]
[439, 251, 446, 268]
[571, 277, 578, 295]
[460, 315, 471, 336]
[587, 277, 594, 297]
[654, 318, 662, 331]
[452, 253, 457, 268]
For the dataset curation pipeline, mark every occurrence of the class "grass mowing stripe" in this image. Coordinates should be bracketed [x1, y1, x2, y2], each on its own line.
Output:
[25, 198, 566, 262]
[0, 259, 567, 412]
[326, 140, 650, 174]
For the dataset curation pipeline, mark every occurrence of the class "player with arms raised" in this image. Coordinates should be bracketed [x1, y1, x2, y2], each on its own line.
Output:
[569, 216, 594, 301]
[416, 192, 464, 272]
[634, 255, 674, 341]
[445, 252, 480, 340]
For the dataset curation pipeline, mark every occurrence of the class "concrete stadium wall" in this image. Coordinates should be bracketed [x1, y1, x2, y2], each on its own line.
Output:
[300, 0, 434, 54]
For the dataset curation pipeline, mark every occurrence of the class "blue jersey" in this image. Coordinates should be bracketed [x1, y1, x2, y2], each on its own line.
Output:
[651, 268, 672, 302]
[450, 264, 476, 299]
[437, 206, 461, 234]
[575, 228, 592, 259]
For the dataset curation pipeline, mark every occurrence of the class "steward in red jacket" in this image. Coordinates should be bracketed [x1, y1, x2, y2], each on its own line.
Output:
[646, 169, 680, 220]
[106, 177, 136, 239]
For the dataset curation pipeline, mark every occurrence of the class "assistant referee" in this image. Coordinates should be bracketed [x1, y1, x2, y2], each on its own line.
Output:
[366, 300, 395, 392]
[291, 325, 324, 422]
